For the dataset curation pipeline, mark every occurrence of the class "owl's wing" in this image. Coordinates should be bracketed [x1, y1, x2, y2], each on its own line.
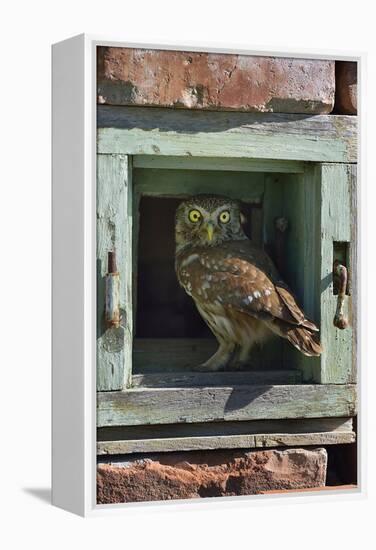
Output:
[179, 246, 318, 332]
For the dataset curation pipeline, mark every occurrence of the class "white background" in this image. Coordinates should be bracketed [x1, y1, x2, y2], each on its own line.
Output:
[1, 0, 375, 547]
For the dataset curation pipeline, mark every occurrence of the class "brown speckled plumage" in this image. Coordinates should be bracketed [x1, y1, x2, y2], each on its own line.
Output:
[175, 195, 322, 370]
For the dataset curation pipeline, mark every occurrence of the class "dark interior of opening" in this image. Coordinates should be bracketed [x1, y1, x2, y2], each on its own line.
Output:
[132, 169, 311, 375]
[136, 196, 256, 339]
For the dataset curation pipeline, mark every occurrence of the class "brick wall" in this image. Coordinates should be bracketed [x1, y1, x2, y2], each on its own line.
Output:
[97, 47, 357, 115]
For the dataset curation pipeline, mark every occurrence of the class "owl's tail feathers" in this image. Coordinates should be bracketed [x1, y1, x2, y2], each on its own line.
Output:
[268, 320, 322, 357]
[284, 326, 322, 357]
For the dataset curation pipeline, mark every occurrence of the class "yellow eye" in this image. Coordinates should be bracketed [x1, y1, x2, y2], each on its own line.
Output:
[219, 210, 230, 224]
[188, 209, 201, 223]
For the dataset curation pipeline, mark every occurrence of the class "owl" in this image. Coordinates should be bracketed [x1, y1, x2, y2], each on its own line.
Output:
[175, 195, 322, 371]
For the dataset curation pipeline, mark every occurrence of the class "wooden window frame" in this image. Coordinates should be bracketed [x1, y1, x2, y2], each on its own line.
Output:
[96, 105, 357, 451]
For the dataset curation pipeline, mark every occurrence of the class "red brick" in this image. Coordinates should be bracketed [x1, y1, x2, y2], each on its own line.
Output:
[97, 447, 327, 504]
[97, 47, 335, 114]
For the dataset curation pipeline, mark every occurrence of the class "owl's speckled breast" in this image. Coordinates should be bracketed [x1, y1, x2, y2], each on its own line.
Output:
[175, 196, 321, 368]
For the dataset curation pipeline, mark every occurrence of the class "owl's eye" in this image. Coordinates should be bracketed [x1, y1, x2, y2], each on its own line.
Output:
[219, 210, 231, 224]
[188, 209, 202, 223]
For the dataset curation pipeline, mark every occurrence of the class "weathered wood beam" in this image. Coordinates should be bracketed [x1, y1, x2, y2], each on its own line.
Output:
[133, 155, 306, 173]
[131, 370, 302, 388]
[97, 106, 357, 163]
[133, 168, 264, 201]
[98, 416, 354, 440]
[97, 384, 357, 427]
[320, 164, 355, 384]
[97, 430, 355, 455]
[97, 417, 355, 454]
[96, 154, 133, 390]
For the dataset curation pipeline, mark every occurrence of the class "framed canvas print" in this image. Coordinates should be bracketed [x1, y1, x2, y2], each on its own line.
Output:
[52, 35, 361, 516]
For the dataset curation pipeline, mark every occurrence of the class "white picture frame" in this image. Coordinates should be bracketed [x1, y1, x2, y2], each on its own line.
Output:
[52, 34, 364, 516]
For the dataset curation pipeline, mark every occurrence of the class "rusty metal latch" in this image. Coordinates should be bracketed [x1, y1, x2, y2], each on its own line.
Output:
[333, 260, 349, 330]
[105, 251, 121, 328]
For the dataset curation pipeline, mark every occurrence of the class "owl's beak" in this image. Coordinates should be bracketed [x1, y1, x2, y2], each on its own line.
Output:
[205, 222, 215, 242]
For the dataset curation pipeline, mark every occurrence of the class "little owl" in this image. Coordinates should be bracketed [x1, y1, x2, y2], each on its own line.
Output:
[175, 195, 322, 371]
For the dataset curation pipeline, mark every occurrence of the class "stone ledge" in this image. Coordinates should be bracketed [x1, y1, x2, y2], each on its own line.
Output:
[97, 447, 327, 504]
[97, 47, 335, 114]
